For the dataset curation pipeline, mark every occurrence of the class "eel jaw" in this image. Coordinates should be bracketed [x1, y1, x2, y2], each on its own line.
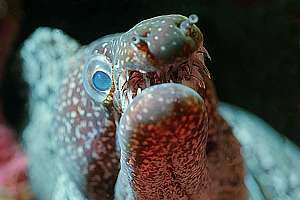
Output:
[114, 50, 210, 114]
[117, 14, 204, 73]
[115, 83, 210, 199]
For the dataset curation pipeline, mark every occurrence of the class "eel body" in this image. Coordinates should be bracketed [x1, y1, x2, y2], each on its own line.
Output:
[21, 14, 300, 200]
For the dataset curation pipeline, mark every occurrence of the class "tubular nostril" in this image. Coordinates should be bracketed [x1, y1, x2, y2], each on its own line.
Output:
[180, 20, 191, 31]
[188, 14, 198, 24]
[179, 14, 199, 33]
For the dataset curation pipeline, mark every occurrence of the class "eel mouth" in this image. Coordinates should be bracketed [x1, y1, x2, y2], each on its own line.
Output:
[116, 50, 210, 113]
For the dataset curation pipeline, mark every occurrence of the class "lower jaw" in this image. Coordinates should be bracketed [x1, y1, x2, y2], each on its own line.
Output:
[115, 83, 209, 199]
[120, 76, 203, 111]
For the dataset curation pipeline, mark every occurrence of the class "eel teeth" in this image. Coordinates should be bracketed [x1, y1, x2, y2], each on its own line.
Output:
[138, 69, 147, 74]
[121, 90, 128, 111]
[137, 88, 142, 95]
[128, 89, 133, 102]
[126, 69, 129, 81]
[143, 73, 150, 88]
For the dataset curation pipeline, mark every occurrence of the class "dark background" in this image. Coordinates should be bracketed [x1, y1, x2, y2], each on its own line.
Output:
[2, 0, 300, 146]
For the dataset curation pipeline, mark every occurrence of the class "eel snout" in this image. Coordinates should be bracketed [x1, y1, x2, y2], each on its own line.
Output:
[115, 83, 210, 199]
[119, 14, 203, 72]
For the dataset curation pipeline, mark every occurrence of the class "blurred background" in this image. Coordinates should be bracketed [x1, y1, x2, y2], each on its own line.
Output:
[0, 0, 299, 199]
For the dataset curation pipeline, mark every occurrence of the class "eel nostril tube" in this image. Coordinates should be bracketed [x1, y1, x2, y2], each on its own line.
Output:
[180, 14, 199, 33]
[189, 14, 199, 24]
[180, 19, 191, 32]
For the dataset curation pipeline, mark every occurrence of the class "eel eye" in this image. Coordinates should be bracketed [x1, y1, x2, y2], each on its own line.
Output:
[83, 55, 112, 102]
[92, 71, 112, 91]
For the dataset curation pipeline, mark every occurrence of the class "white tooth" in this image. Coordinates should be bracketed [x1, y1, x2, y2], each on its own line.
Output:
[128, 89, 133, 102]
[143, 74, 150, 87]
[125, 98, 129, 108]
[121, 93, 127, 111]
[126, 69, 129, 81]
[146, 79, 150, 87]
[119, 74, 125, 91]
[123, 98, 128, 111]
[124, 92, 129, 109]
[121, 90, 130, 111]
[137, 88, 142, 95]
[139, 69, 147, 74]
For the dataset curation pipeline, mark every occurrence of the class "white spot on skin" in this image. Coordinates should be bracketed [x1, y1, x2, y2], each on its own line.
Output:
[70, 82, 76, 89]
[102, 43, 108, 48]
[85, 142, 91, 150]
[78, 146, 84, 155]
[137, 114, 142, 120]
[67, 90, 72, 98]
[72, 97, 79, 105]
[146, 93, 153, 99]
[61, 101, 66, 108]
[80, 90, 85, 96]
[79, 120, 87, 128]
[71, 111, 77, 118]
[166, 98, 173, 104]
[94, 112, 100, 117]
[88, 121, 94, 127]
[78, 106, 85, 116]
[142, 108, 148, 113]
[81, 97, 87, 106]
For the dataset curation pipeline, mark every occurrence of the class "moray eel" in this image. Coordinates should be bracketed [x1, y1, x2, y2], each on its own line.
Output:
[21, 14, 300, 200]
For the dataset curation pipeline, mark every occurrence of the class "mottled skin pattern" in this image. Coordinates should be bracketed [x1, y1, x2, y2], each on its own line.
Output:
[116, 84, 209, 199]
[41, 15, 247, 199]
[54, 65, 118, 199]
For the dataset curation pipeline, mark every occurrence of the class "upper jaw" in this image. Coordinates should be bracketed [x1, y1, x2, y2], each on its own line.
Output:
[114, 50, 209, 114]
[112, 14, 209, 114]
[118, 15, 203, 73]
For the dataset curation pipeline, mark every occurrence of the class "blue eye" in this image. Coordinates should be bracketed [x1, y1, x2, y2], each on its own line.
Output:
[92, 71, 112, 91]
[83, 54, 113, 102]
